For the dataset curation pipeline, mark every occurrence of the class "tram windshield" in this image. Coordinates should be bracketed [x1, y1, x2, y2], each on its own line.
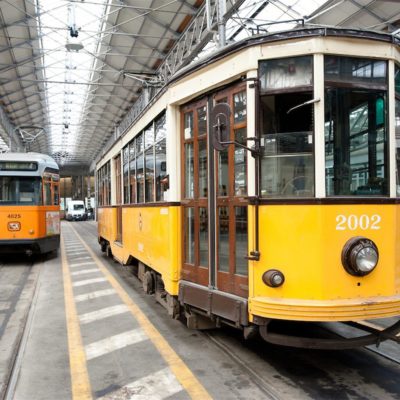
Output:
[0, 177, 42, 205]
[259, 56, 315, 197]
[325, 56, 388, 196]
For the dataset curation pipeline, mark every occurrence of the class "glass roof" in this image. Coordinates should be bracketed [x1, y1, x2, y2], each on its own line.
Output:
[37, 0, 109, 164]
[33, 0, 330, 165]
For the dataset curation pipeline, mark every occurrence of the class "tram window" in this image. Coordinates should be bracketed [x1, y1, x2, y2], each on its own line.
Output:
[136, 134, 144, 203]
[199, 140, 207, 198]
[53, 183, 59, 205]
[43, 181, 52, 205]
[235, 206, 248, 276]
[395, 65, 400, 196]
[260, 93, 314, 197]
[123, 146, 129, 204]
[218, 206, 229, 272]
[0, 177, 41, 205]
[185, 142, 194, 198]
[185, 207, 195, 265]
[260, 56, 312, 91]
[144, 123, 155, 203]
[325, 90, 388, 196]
[129, 140, 136, 203]
[155, 113, 167, 201]
[325, 56, 386, 86]
[199, 207, 208, 267]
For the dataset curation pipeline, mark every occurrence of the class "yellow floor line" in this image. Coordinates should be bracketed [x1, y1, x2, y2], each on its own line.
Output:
[61, 234, 93, 400]
[69, 224, 212, 400]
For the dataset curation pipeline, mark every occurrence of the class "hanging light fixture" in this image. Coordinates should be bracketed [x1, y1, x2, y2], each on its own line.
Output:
[65, 3, 84, 52]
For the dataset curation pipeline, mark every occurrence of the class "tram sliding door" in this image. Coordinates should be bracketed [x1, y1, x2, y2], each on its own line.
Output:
[181, 83, 248, 299]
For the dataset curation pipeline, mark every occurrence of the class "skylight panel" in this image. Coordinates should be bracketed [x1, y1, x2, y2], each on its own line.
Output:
[36, 0, 108, 164]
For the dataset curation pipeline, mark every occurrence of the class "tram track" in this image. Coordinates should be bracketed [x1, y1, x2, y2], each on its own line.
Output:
[204, 330, 283, 400]
[0, 258, 41, 400]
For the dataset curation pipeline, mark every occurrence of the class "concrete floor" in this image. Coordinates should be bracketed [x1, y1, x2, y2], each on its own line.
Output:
[0, 221, 399, 400]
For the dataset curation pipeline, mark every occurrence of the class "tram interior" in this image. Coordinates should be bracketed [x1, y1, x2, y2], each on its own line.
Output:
[260, 92, 314, 197]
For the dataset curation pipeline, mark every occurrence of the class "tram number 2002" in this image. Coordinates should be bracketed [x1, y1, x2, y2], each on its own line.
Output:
[336, 214, 381, 231]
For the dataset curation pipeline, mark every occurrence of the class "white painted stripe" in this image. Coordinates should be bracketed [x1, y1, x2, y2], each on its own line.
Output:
[97, 367, 183, 400]
[74, 289, 116, 303]
[67, 251, 87, 255]
[79, 304, 129, 324]
[72, 277, 107, 287]
[85, 329, 147, 360]
[70, 261, 95, 268]
[0, 302, 11, 311]
[71, 268, 100, 276]
[69, 256, 92, 267]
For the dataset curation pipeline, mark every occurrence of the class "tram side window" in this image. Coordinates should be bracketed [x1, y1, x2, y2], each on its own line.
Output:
[43, 180, 52, 205]
[155, 113, 167, 201]
[97, 161, 111, 206]
[259, 56, 315, 197]
[52, 178, 59, 205]
[0, 177, 42, 205]
[144, 123, 155, 203]
[123, 146, 130, 204]
[325, 56, 388, 196]
[395, 65, 400, 196]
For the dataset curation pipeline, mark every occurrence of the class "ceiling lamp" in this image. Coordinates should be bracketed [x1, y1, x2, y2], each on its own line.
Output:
[66, 37, 84, 52]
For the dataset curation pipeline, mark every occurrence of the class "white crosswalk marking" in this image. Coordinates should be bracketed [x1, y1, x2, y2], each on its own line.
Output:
[74, 288, 116, 303]
[97, 367, 184, 400]
[69, 261, 95, 268]
[72, 277, 107, 287]
[85, 329, 147, 360]
[67, 251, 88, 255]
[79, 304, 129, 324]
[70, 256, 92, 261]
[71, 268, 100, 276]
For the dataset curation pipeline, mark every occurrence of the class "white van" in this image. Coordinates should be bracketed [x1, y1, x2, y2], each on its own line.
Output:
[66, 200, 87, 221]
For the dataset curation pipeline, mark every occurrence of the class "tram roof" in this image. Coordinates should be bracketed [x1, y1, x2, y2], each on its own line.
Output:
[0, 152, 59, 175]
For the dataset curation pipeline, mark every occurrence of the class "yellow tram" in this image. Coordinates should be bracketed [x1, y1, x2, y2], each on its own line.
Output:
[0, 152, 60, 255]
[96, 28, 400, 348]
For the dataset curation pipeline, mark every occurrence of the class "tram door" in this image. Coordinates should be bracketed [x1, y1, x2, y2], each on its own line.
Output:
[182, 83, 249, 298]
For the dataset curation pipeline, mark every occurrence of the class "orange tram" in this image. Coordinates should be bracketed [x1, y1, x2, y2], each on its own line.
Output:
[96, 28, 400, 349]
[0, 152, 60, 256]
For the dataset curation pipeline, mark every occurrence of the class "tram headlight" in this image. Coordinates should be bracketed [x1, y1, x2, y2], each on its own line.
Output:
[341, 237, 379, 277]
[262, 269, 285, 287]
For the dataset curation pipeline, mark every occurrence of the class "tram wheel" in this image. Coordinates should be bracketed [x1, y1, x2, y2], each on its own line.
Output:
[142, 271, 154, 294]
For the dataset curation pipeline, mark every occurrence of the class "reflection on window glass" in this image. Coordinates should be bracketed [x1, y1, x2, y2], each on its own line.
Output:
[53, 184, 59, 205]
[218, 150, 229, 196]
[184, 112, 194, 139]
[218, 206, 229, 272]
[396, 65, 400, 196]
[0, 177, 42, 205]
[261, 132, 314, 197]
[129, 141, 136, 204]
[234, 91, 247, 123]
[136, 135, 144, 203]
[325, 56, 387, 85]
[260, 56, 312, 91]
[145, 146, 154, 202]
[155, 113, 167, 202]
[123, 146, 129, 203]
[197, 106, 207, 135]
[199, 207, 208, 267]
[185, 143, 194, 198]
[199, 140, 207, 198]
[44, 181, 52, 205]
[185, 207, 195, 265]
[235, 207, 247, 276]
[325, 88, 388, 196]
[235, 128, 247, 196]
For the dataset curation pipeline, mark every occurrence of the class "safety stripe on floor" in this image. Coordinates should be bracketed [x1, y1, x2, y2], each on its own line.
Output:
[62, 223, 211, 399]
